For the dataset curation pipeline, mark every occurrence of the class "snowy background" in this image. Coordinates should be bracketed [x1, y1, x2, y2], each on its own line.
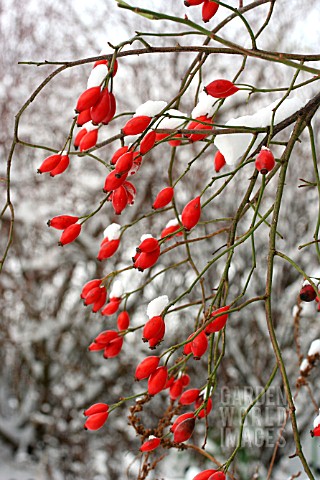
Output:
[1, 0, 320, 478]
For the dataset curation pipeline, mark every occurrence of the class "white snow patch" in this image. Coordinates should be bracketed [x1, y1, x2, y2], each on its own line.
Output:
[292, 305, 300, 317]
[157, 109, 188, 129]
[87, 64, 109, 88]
[308, 339, 320, 356]
[147, 295, 169, 318]
[82, 121, 99, 132]
[140, 233, 153, 242]
[192, 91, 215, 118]
[300, 359, 309, 372]
[215, 97, 305, 165]
[134, 100, 167, 117]
[110, 280, 123, 299]
[103, 223, 121, 240]
[166, 216, 181, 228]
[314, 409, 320, 429]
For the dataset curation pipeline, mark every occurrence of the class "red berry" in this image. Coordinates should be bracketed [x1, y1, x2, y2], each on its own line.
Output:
[50, 154, 70, 177]
[140, 436, 161, 452]
[195, 396, 212, 418]
[104, 171, 128, 192]
[173, 416, 195, 443]
[117, 311, 130, 331]
[48, 215, 79, 230]
[148, 366, 168, 395]
[84, 286, 104, 305]
[59, 223, 81, 246]
[169, 378, 184, 401]
[140, 130, 156, 154]
[188, 116, 213, 143]
[111, 146, 129, 165]
[313, 425, 320, 437]
[137, 237, 159, 253]
[112, 186, 128, 215]
[202, 0, 219, 22]
[208, 473, 225, 480]
[143, 316, 165, 342]
[184, 0, 204, 5]
[92, 288, 107, 313]
[191, 330, 208, 359]
[214, 150, 226, 173]
[171, 413, 195, 433]
[255, 147, 275, 174]
[37, 154, 62, 174]
[91, 89, 110, 125]
[300, 284, 317, 302]
[205, 305, 230, 334]
[79, 129, 98, 151]
[94, 330, 119, 345]
[80, 279, 102, 299]
[169, 133, 182, 147]
[84, 411, 108, 431]
[134, 247, 160, 272]
[181, 196, 201, 230]
[77, 109, 91, 127]
[161, 224, 181, 241]
[181, 373, 190, 386]
[103, 336, 123, 358]
[192, 470, 218, 480]
[152, 187, 174, 210]
[76, 86, 101, 113]
[204, 79, 239, 98]
[74, 128, 87, 150]
[122, 116, 151, 135]
[84, 403, 109, 416]
[179, 388, 201, 405]
[97, 238, 120, 261]
[114, 151, 134, 176]
[101, 299, 121, 316]
[135, 356, 160, 381]
[102, 92, 116, 124]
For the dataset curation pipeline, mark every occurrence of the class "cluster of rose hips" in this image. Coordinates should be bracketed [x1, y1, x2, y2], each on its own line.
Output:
[36, 42, 282, 478]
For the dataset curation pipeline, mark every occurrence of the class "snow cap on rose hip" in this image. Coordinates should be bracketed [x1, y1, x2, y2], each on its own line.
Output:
[147, 295, 169, 319]
[157, 109, 188, 129]
[87, 64, 109, 89]
[192, 91, 215, 118]
[134, 100, 167, 117]
[109, 280, 123, 300]
[214, 97, 304, 166]
[103, 223, 121, 240]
